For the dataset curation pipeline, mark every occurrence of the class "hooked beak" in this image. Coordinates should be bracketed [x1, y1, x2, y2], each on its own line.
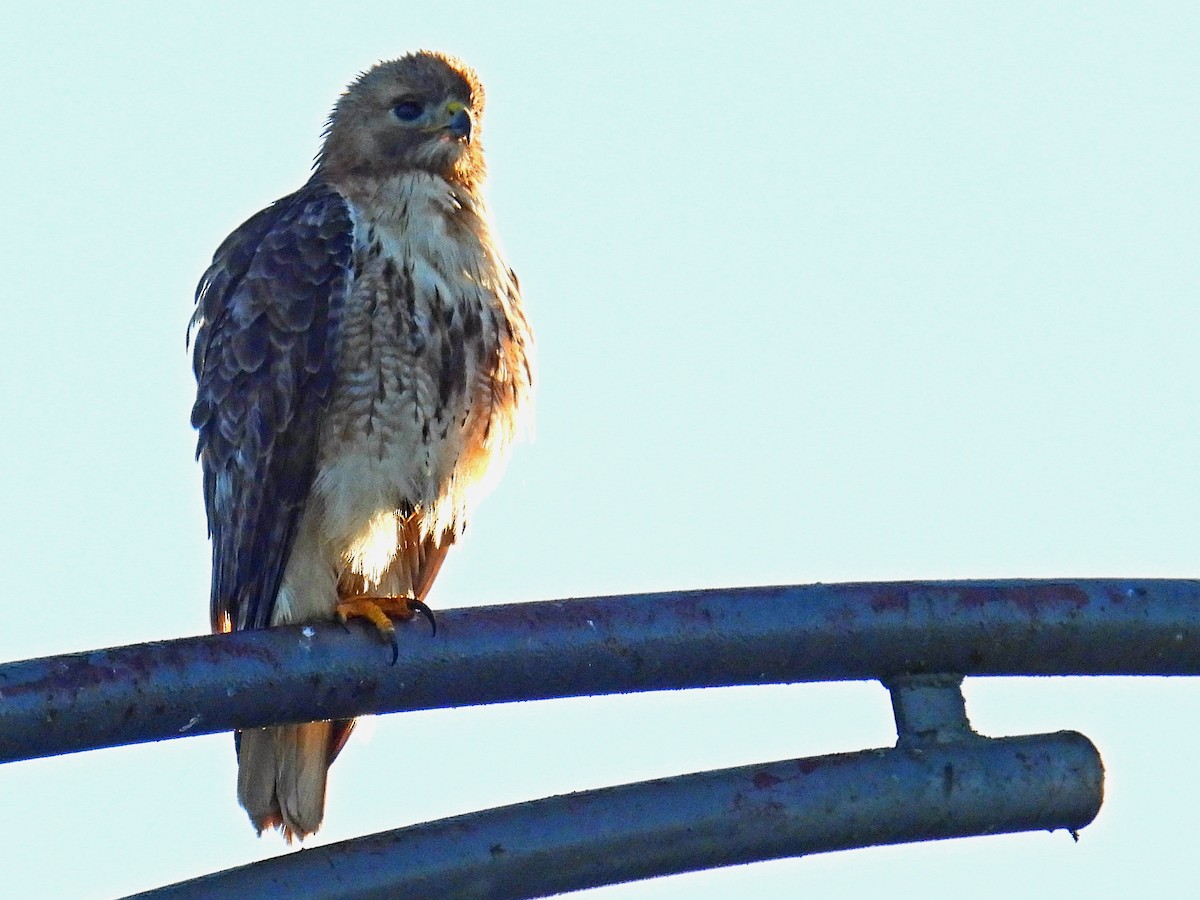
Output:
[441, 100, 473, 141]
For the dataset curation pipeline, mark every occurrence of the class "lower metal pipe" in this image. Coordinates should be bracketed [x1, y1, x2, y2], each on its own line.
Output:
[131, 730, 1102, 900]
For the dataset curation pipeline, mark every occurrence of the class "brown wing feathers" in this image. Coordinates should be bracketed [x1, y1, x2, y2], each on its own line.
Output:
[191, 182, 353, 632]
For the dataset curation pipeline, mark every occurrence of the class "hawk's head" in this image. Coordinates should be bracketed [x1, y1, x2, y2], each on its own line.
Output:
[318, 51, 486, 190]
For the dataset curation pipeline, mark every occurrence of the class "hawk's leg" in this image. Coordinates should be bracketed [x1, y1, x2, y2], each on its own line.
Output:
[336, 596, 437, 664]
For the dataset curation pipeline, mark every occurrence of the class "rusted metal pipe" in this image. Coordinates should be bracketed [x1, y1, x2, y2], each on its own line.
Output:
[0, 578, 1197, 763]
[127, 730, 1103, 899]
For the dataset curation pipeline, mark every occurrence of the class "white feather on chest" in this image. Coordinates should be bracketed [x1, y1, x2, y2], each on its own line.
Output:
[274, 173, 529, 619]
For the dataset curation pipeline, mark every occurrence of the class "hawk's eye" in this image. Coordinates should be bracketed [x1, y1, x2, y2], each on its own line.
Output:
[392, 100, 424, 122]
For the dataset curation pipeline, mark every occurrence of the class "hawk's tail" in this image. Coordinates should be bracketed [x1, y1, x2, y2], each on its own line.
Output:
[236, 720, 349, 842]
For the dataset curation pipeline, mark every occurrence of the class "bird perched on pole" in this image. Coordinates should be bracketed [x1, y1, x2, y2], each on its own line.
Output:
[188, 51, 534, 841]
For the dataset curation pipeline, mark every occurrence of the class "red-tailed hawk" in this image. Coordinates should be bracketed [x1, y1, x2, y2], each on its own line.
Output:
[189, 52, 533, 841]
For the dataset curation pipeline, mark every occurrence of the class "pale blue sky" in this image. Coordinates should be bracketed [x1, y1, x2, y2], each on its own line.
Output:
[1, 2, 1199, 897]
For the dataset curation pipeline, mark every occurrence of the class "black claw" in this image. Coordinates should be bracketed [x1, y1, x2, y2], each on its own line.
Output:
[388, 631, 399, 666]
[408, 598, 437, 637]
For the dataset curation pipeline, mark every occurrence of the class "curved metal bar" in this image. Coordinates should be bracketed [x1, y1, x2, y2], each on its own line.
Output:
[0, 578, 1197, 763]
[126, 730, 1103, 899]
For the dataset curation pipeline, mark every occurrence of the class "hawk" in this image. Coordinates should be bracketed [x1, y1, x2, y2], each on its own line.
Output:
[189, 52, 533, 841]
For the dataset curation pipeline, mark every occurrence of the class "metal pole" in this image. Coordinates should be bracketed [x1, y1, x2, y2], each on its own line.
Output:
[1, 578, 1197, 763]
[127, 731, 1103, 900]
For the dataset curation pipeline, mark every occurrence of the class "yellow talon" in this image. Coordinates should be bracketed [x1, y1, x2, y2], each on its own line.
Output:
[335, 595, 437, 664]
[335, 596, 417, 637]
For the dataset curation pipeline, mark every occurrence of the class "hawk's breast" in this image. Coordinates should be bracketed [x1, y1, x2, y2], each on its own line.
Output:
[309, 173, 531, 580]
